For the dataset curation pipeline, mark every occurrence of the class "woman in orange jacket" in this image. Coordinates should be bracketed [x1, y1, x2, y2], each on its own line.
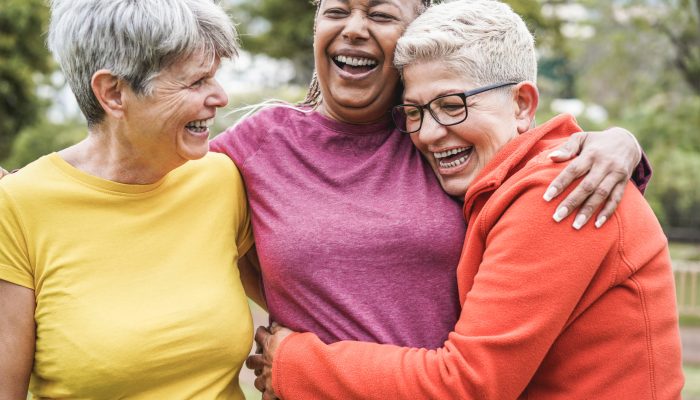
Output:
[248, 1, 684, 398]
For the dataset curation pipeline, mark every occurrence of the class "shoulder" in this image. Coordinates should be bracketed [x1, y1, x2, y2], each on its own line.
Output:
[213, 106, 305, 147]
[211, 105, 309, 164]
[185, 152, 241, 182]
[0, 155, 57, 198]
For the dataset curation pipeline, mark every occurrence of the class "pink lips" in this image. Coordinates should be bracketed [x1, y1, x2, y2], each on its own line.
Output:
[185, 126, 210, 139]
[332, 59, 378, 80]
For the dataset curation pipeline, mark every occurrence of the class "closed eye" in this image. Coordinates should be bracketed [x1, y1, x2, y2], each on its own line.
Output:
[369, 12, 396, 22]
[324, 8, 349, 18]
[190, 78, 206, 89]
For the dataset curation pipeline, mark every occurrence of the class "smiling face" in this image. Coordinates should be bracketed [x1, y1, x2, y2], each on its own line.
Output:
[403, 61, 521, 197]
[123, 53, 228, 168]
[314, 0, 420, 123]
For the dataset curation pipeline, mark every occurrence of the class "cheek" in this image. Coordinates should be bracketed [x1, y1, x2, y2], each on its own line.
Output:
[380, 33, 403, 62]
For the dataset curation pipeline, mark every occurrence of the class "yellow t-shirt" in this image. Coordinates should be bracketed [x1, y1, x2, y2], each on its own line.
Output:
[0, 152, 254, 399]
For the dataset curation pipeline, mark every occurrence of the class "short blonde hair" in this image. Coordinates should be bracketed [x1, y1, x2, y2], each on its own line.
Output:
[394, 0, 537, 86]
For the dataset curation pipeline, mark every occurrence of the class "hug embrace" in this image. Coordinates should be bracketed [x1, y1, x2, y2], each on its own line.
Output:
[0, 0, 682, 399]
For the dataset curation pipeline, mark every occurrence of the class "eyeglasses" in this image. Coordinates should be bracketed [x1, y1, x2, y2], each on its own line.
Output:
[391, 82, 519, 134]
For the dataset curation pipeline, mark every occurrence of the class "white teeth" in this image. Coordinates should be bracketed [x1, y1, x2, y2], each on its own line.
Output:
[334, 55, 378, 67]
[186, 118, 214, 130]
[439, 153, 472, 169]
[433, 147, 471, 159]
[433, 147, 473, 169]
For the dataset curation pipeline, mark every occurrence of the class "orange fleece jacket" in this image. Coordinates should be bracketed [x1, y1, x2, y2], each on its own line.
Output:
[271, 114, 684, 399]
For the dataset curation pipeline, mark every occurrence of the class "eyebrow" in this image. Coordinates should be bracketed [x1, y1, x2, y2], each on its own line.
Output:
[404, 88, 465, 104]
[334, 0, 397, 7]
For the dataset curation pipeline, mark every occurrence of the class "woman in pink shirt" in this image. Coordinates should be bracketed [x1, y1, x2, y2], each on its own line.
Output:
[249, 1, 682, 399]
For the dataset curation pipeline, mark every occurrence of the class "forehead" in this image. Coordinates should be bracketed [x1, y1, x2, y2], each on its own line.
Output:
[403, 62, 475, 101]
[162, 53, 219, 81]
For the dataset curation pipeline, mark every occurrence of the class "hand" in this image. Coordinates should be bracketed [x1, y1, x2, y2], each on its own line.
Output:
[544, 128, 642, 229]
[246, 323, 294, 400]
[0, 167, 9, 179]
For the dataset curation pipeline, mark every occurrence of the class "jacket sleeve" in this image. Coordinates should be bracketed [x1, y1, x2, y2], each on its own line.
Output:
[271, 174, 621, 400]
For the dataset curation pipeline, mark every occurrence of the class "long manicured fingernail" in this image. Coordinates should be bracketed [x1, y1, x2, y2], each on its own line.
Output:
[543, 186, 558, 202]
[548, 150, 565, 159]
[553, 207, 568, 222]
[573, 214, 587, 230]
[595, 216, 607, 228]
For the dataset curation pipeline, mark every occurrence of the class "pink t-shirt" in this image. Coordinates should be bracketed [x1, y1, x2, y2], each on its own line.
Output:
[211, 106, 466, 347]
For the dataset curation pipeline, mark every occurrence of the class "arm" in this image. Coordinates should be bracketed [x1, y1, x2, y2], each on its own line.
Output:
[254, 178, 619, 399]
[545, 127, 647, 229]
[238, 246, 267, 310]
[0, 280, 35, 400]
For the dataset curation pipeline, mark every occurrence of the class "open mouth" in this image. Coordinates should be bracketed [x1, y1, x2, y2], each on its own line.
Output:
[433, 146, 474, 169]
[185, 118, 214, 134]
[332, 55, 378, 74]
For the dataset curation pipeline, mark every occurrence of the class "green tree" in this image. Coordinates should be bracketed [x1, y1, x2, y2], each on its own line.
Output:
[0, 0, 52, 160]
[229, 0, 317, 84]
[651, 0, 700, 95]
[3, 118, 85, 170]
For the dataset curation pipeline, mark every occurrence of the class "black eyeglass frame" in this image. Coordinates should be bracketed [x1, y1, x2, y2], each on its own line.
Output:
[392, 82, 520, 134]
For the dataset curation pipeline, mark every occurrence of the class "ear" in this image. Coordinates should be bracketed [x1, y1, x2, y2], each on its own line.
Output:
[513, 81, 539, 134]
[91, 69, 126, 119]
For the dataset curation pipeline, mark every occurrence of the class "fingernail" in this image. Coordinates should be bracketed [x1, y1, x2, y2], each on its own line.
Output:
[573, 214, 587, 230]
[595, 216, 607, 228]
[553, 207, 568, 222]
[543, 186, 558, 202]
[548, 150, 564, 159]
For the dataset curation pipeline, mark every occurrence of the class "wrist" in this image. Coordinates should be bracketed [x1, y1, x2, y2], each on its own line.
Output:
[621, 129, 643, 162]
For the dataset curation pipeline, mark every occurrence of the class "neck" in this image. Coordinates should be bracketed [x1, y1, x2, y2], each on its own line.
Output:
[59, 123, 184, 185]
[317, 103, 389, 125]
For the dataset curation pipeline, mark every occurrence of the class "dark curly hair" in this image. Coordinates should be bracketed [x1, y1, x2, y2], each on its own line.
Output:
[300, 0, 433, 108]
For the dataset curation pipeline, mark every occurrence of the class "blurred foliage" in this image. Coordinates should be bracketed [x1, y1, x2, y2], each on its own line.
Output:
[2, 119, 85, 170]
[571, 0, 700, 231]
[625, 95, 700, 228]
[651, 0, 700, 94]
[0, 0, 52, 160]
[229, 0, 317, 85]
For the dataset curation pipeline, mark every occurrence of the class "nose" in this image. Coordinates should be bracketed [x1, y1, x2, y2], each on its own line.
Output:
[342, 11, 369, 42]
[205, 78, 229, 108]
[416, 110, 447, 143]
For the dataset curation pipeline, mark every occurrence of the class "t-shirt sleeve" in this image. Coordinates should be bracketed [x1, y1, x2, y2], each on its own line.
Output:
[229, 162, 254, 258]
[235, 196, 254, 259]
[210, 109, 272, 169]
[0, 188, 34, 289]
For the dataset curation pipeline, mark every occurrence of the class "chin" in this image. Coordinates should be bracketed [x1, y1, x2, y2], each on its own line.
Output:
[178, 145, 209, 161]
[440, 176, 473, 198]
[438, 180, 466, 198]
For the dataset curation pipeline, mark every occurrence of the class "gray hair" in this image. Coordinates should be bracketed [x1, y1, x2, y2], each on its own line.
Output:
[394, 0, 537, 87]
[48, 0, 239, 126]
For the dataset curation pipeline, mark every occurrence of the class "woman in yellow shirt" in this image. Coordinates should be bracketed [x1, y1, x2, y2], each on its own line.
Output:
[0, 0, 255, 398]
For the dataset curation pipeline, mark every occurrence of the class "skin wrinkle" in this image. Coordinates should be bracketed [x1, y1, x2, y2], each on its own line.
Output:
[313, 0, 418, 124]
[49, 0, 237, 126]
